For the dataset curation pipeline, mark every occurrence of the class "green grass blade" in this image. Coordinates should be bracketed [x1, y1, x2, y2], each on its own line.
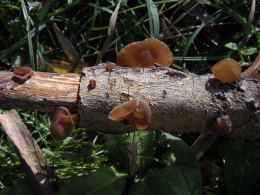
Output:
[146, 0, 160, 38]
[174, 56, 225, 61]
[198, 0, 247, 27]
[182, 11, 221, 57]
[0, 23, 46, 60]
[37, 0, 56, 22]
[21, 0, 35, 69]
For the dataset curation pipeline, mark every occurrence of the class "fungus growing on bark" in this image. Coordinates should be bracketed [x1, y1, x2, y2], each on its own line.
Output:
[212, 58, 241, 83]
[50, 106, 78, 140]
[88, 79, 96, 89]
[12, 67, 33, 82]
[214, 114, 232, 136]
[116, 38, 173, 68]
[108, 98, 152, 130]
[106, 63, 117, 72]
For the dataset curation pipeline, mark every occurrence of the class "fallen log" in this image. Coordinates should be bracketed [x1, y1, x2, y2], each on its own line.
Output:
[0, 55, 260, 140]
[78, 64, 260, 139]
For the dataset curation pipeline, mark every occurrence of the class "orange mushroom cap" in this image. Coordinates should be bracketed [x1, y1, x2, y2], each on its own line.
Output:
[117, 38, 173, 68]
[12, 67, 33, 82]
[212, 58, 241, 83]
[50, 106, 78, 140]
[108, 98, 152, 130]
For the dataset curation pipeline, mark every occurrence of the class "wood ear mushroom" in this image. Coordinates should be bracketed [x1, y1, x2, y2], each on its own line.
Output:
[214, 115, 232, 136]
[88, 80, 96, 89]
[212, 58, 241, 83]
[106, 63, 117, 72]
[116, 38, 173, 68]
[108, 98, 152, 130]
[50, 106, 78, 140]
[12, 67, 33, 83]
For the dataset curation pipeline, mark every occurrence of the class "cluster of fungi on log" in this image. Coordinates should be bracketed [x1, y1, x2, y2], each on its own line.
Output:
[108, 38, 175, 130]
[11, 38, 247, 136]
[210, 58, 243, 134]
[109, 38, 245, 132]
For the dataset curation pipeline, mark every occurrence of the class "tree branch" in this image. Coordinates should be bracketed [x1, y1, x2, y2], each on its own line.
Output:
[78, 64, 260, 139]
[0, 71, 80, 112]
[0, 110, 58, 195]
[0, 58, 260, 140]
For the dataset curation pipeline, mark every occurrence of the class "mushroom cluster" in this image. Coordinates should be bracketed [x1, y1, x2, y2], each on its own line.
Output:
[212, 58, 241, 83]
[108, 98, 152, 130]
[107, 38, 173, 130]
[117, 38, 173, 68]
[50, 106, 78, 140]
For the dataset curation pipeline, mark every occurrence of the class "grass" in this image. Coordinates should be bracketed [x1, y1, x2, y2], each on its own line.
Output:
[0, 0, 260, 194]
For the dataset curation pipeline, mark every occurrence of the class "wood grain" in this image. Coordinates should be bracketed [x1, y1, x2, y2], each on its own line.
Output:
[0, 71, 80, 112]
[0, 110, 58, 195]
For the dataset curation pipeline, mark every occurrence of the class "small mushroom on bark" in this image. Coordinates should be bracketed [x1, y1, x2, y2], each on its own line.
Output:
[214, 114, 232, 136]
[106, 63, 117, 72]
[212, 58, 241, 83]
[50, 106, 78, 140]
[117, 38, 173, 68]
[12, 67, 33, 82]
[108, 98, 152, 130]
[88, 79, 96, 89]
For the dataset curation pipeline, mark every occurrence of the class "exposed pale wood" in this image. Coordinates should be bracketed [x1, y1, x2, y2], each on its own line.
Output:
[0, 71, 80, 112]
[79, 64, 260, 139]
[0, 110, 58, 195]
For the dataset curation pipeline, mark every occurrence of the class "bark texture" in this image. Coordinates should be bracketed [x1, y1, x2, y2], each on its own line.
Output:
[79, 64, 260, 139]
[0, 59, 260, 140]
[0, 71, 80, 112]
[0, 110, 58, 195]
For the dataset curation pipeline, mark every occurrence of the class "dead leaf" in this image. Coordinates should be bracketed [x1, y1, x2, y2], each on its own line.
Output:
[96, 0, 122, 64]
[39, 57, 83, 73]
[243, 51, 260, 82]
[52, 22, 86, 66]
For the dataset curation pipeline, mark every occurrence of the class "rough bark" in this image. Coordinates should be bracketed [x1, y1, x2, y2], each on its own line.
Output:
[0, 110, 58, 195]
[79, 64, 260, 139]
[0, 56, 260, 140]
